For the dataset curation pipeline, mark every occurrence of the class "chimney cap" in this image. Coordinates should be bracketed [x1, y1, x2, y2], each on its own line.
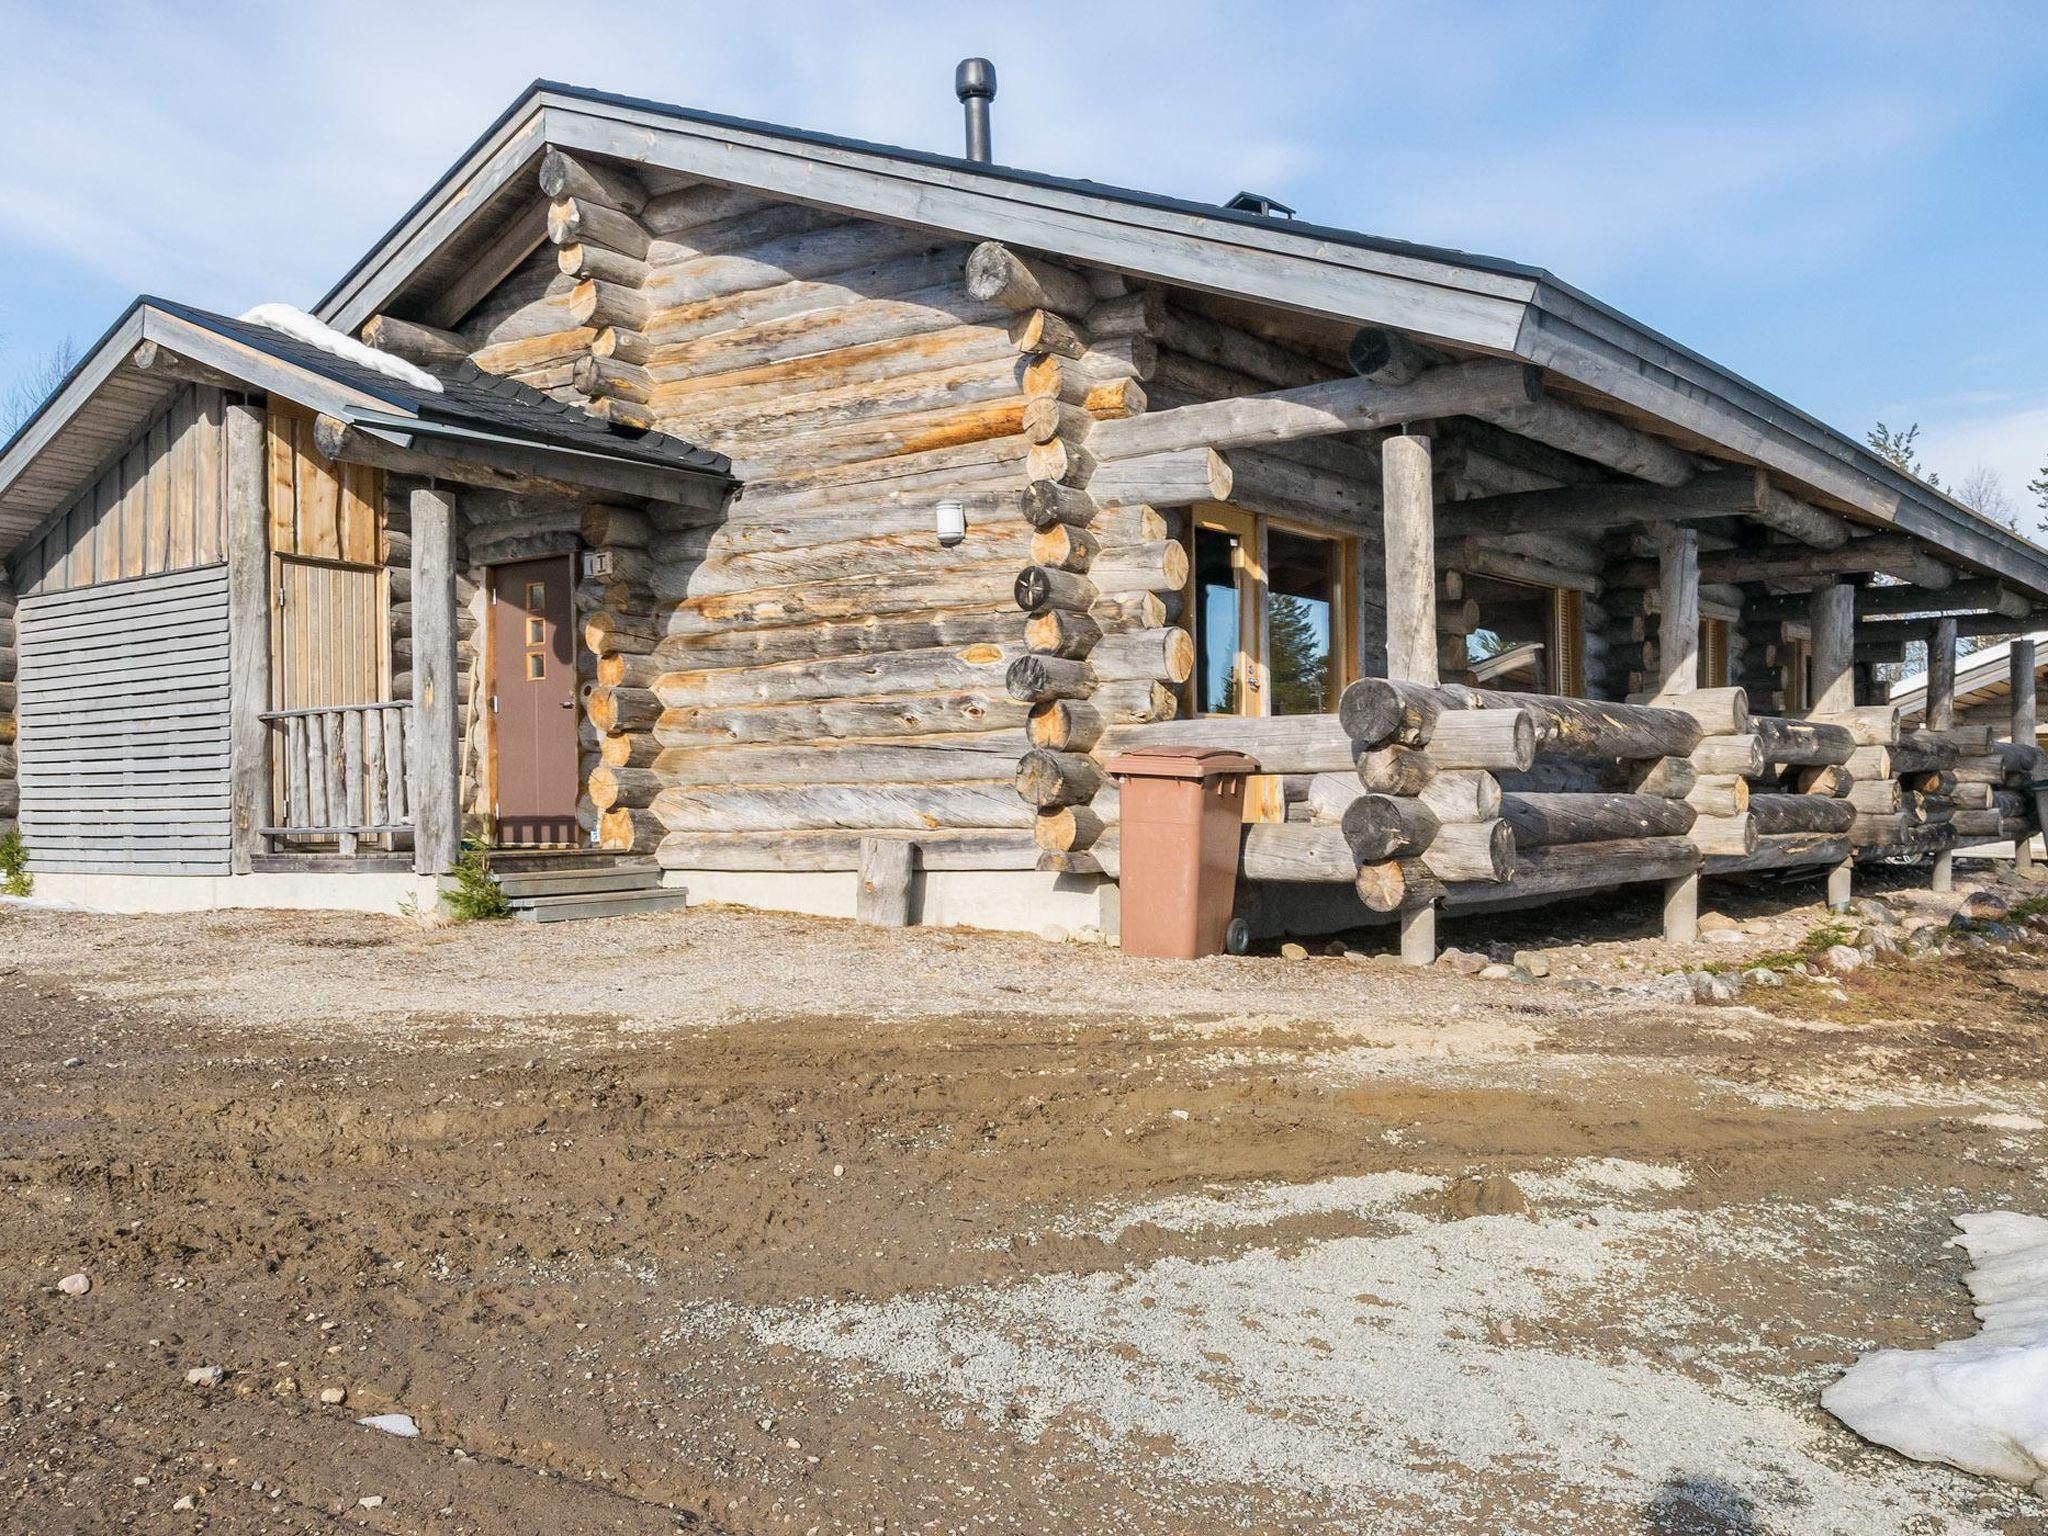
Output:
[1225, 190, 1296, 219]
[955, 57, 997, 101]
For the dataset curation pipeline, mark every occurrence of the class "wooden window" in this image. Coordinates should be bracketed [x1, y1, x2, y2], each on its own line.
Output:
[1183, 504, 1357, 821]
[1464, 576, 1583, 696]
[1701, 617, 1730, 688]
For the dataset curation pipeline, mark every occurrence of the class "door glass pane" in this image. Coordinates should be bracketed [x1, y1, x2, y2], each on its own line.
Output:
[1265, 528, 1339, 716]
[1465, 575, 1554, 692]
[1193, 525, 1242, 714]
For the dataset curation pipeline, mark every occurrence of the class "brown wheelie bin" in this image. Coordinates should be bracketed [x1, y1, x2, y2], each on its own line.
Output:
[1103, 746, 1258, 958]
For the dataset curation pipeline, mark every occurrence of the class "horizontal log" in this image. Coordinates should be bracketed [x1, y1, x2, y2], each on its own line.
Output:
[1084, 360, 1538, 460]
[1354, 857, 1445, 914]
[589, 765, 662, 811]
[1015, 749, 1104, 808]
[655, 692, 1032, 748]
[1753, 714, 1855, 767]
[1006, 653, 1092, 703]
[1443, 685, 1702, 761]
[1417, 770, 1502, 824]
[964, 242, 1096, 317]
[1847, 780, 1903, 814]
[1808, 706, 1901, 747]
[654, 735, 1022, 785]
[582, 684, 661, 735]
[651, 781, 1034, 833]
[1688, 813, 1758, 857]
[1094, 714, 1357, 774]
[1689, 734, 1765, 777]
[1625, 686, 1749, 739]
[1501, 792, 1696, 848]
[1084, 448, 1232, 507]
[1705, 831, 1852, 874]
[1791, 763, 1854, 797]
[1748, 793, 1857, 836]
[1425, 709, 1537, 772]
[1239, 822, 1359, 883]
[1632, 756, 1698, 799]
[1340, 793, 1441, 862]
[1356, 745, 1437, 797]
[1686, 775, 1751, 817]
[659, 643, 1016, 709]
[1034, 800, 1116, 852]
[1422, 818, 1515, 883]
[1439, 836, 1701, 906]
[657, 828, 1038, 872]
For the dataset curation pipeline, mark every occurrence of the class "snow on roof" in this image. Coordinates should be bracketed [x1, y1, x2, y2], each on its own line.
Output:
[238, 302, 441, 394]
[1822, 1209, 2048, 1489]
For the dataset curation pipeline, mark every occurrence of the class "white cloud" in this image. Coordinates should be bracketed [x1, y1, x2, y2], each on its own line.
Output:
[1918, 399, 2048, 522]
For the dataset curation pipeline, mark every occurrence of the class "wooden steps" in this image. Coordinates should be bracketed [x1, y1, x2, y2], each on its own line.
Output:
[477, 854, 688, 923]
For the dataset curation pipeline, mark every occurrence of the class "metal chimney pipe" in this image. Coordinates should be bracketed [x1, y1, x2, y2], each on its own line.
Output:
[955, 57, 996, 162]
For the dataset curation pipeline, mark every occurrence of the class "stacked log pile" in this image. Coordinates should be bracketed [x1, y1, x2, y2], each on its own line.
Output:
[1949, 738, 2048, 846]
[1838, 709, 1960, 860]
[0, 573, 15, 843]
[1704, 714, 1857, 874]
[1050, 682, 1707, 922]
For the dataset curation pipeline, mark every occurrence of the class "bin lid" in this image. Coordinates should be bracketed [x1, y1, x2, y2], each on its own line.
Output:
[1104, 745, 1260, 780]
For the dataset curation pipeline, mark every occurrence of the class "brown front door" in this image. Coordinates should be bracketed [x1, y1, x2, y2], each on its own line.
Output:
[490, 555, 580, 845]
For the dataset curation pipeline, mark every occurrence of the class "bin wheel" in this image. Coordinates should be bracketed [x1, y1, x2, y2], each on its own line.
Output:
[1225, 917, 1251, 955]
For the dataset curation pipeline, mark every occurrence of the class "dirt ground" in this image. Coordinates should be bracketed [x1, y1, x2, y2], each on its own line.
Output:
[4, 863, 2046, 1534]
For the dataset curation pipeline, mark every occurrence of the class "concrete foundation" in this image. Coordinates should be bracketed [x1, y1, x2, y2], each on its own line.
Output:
[674, 867, 1108, 936]
[31, 870, 443, 915]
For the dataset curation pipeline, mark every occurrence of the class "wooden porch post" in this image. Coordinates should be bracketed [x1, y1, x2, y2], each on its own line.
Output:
[411, 481, 461, 877]
[1655, 526, 1701, 942]
[224, 395, 270, 875]
[2014, 639, 2042, 880]
[1810, 581, 1856, 911]
[1383, 432, 1438, 965]
[1928, 616, 1958, 894]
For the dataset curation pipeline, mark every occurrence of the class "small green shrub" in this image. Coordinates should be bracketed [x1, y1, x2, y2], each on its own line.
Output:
[1749, 921, 1856, 972]
[0, 830, 32, 898]
[443, 841, 509, 921]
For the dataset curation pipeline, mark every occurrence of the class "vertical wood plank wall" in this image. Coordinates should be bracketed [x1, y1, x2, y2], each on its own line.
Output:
[15, 385, 230, 597]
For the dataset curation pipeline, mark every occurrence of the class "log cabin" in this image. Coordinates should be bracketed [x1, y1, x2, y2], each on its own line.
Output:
[0, 70, 2043, 940]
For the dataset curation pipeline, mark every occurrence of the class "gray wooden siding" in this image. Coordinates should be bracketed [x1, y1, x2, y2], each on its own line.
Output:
[17, 564, 233, 874]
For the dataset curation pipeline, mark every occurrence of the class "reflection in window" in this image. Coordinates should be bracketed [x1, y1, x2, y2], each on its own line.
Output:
[1465, 575, 1557, 692]
[1265, 528, 1339, 716]
[1193, 525, 1242, 714]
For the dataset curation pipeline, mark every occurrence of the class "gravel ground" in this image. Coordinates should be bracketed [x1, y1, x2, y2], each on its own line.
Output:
[4, 868, 2046, 1532]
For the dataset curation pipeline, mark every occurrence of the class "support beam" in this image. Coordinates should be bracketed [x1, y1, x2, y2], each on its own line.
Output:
[1811, 580, 1858, 912]
[1614, 535, 1953, 590]
[411, 482, 461, 877]
[1082, 359, 1538, 462]
[2014, 639, 2043, 881]
[1384, 434, 1438, 688]
[1656, 526, 1700, 695]
[1749, 578, 2034, 623]
[1655, 524, 1702, 939]
[224, 396, 270, 875]
[1809, 582, 1857, 718]
[1927, 617, 1958, 732]
[1855, 612, 2048, 646]
[129, 340, 244, 393]
[360, 314, 469, 367]
[1384, 432, 1438, 965]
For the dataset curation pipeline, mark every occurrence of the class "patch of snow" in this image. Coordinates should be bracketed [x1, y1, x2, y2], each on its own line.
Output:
[1824, 1211, 2048, 1492]
[239, 304, 442, 393]
[1515, 1157, 1690, 1202]
[355, 1411, 420, 1438]
[1972, 1113, 2046, 1133]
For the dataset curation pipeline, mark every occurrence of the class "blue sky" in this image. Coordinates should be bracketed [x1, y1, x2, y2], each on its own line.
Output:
[3, 1, 2045, 514]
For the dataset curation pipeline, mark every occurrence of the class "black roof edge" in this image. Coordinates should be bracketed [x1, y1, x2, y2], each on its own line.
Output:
[0, 294, 151, 468]
[313, 78, 1552, 322]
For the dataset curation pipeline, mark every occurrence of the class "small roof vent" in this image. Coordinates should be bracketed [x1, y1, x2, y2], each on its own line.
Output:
[1225, 190, 1295, 219]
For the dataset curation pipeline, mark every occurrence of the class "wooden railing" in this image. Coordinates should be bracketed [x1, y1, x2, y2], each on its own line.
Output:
[260, 702, 416, 854]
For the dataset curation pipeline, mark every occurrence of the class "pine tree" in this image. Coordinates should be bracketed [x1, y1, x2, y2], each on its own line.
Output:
[1266, 593, 1330, 714]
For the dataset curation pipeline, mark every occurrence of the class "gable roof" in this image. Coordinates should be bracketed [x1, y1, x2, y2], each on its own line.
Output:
[309, 79, 2048, 604]
[0, 295, 730, 548]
